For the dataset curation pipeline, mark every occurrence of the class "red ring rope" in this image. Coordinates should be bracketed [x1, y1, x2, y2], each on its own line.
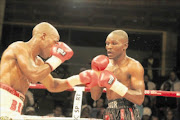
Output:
[29, 84, 180, 98]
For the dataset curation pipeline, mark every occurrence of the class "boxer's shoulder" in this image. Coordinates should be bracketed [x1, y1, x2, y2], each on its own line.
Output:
[127, 57, 144, 74]
[2, 42, 31, 63]
[15, 41, 28, 50]
[2, 42, 23, 58]
[128, 57, 142, 67]
[9, 41, 25, 47]
[5, 41, 27, 54]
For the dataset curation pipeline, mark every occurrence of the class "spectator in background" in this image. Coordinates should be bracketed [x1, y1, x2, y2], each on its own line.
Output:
[22, 90, 35, 115]
[151, 115, 159, 120]
[137, 92, 152, 119]
[24, 106, 36, 115]
[46, 105, 65, 117]
[142, 107, 152, 120]
[142, 55, 159, 82]
[63, 91, 75, 117]
[90, 98, 105, 119]
[161, 71, 180, 120]
[160, 71, 180, 91]
[144, 74, 156, 90]
[81, 104, 92, 118]
[162, 109, 175, 120]
[144, 74, 157, 113]
[159, 82, 177, 109]
[142, 96, 160, 118]
[143, 96, 152, 108]
[156, 81, 178, 119]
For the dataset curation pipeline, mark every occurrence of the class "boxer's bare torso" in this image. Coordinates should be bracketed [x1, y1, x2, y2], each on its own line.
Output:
[105, 56, 144, 100]
[0, 42, 43, 95]
[91, 30, 145, 105]
[0, 22, 77, 118]
[0, 22, 77, 99]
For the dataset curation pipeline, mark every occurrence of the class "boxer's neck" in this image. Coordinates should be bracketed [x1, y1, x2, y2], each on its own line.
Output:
[26, 38, 40, 59]
[112, 53, 128, 67]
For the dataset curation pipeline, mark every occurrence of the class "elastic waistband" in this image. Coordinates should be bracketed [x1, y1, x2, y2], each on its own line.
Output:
[108, 98, 134, 108]
[0, 82, 25, 102]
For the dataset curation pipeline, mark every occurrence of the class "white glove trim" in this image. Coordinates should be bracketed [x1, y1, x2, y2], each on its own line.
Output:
[46, 56, 62, 71]
[110, 80, 128, 97]
[67, 75, 82, 87]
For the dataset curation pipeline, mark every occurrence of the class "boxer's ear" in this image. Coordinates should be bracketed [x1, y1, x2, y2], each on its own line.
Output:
[123, 42, 128, 50]
[41, 33, 46, 40]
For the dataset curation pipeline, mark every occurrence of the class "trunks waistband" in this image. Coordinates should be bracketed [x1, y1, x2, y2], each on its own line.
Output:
[108, 98, 134, 108]
[0, 82, 25, 102]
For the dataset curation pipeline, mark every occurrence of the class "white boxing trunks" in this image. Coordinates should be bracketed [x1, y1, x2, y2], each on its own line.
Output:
[0, 82, 25, 119]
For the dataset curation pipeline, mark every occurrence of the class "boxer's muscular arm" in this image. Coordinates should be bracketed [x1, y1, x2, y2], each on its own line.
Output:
[15, 42, 73, 83]
[123, 63, 145, 105]
[40, 75, 71, 92]
[39, 58, 98, 92]
[41, 69, 100, 92]
[24, 56, 71, 92]
[15, 48, 52, 83]
[90, 86, 103, 100]
[90, 55, 109, 101]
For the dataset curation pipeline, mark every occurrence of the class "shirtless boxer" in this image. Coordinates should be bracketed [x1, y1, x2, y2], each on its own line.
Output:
[0, 22, 102, 119]
[90, 30, 145, 120]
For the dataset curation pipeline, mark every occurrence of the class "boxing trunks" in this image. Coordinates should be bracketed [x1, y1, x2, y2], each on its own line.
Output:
[103, 98, 141, 120]
[0, 82, 25, 119]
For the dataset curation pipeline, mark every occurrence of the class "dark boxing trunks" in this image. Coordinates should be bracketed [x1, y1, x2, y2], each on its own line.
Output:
[103, 98, 141, 120]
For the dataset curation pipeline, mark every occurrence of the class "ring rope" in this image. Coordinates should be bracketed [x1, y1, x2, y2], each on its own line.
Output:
[29, 84, 180, 98]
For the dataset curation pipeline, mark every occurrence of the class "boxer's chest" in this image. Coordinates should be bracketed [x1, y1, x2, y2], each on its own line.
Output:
[108, 65, 131, 87]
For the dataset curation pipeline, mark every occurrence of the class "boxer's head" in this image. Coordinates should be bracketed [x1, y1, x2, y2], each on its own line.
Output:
[105, 30, 128, 59]
[32, 22, 60, 58]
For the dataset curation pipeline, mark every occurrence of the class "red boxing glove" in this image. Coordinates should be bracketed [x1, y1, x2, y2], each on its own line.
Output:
[99, 70, 128, 97]
[46, 42, 73, 71]
[79, 70, 98, 88]
[67, 70, 98, 88]
[91, 55, 109, 71]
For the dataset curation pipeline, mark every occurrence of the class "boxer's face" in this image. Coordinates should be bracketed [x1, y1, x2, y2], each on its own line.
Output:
[54, 106, 63, 117]
[41, 33, 60, 59]
[105, 33, 126, 59]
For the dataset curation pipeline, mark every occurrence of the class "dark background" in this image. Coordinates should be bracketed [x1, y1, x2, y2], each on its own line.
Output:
[0, 0, 180, 76]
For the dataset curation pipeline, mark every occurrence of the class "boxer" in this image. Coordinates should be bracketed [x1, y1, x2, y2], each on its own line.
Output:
[0, 22, 103, 119]
[90, 30, 145, 120]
